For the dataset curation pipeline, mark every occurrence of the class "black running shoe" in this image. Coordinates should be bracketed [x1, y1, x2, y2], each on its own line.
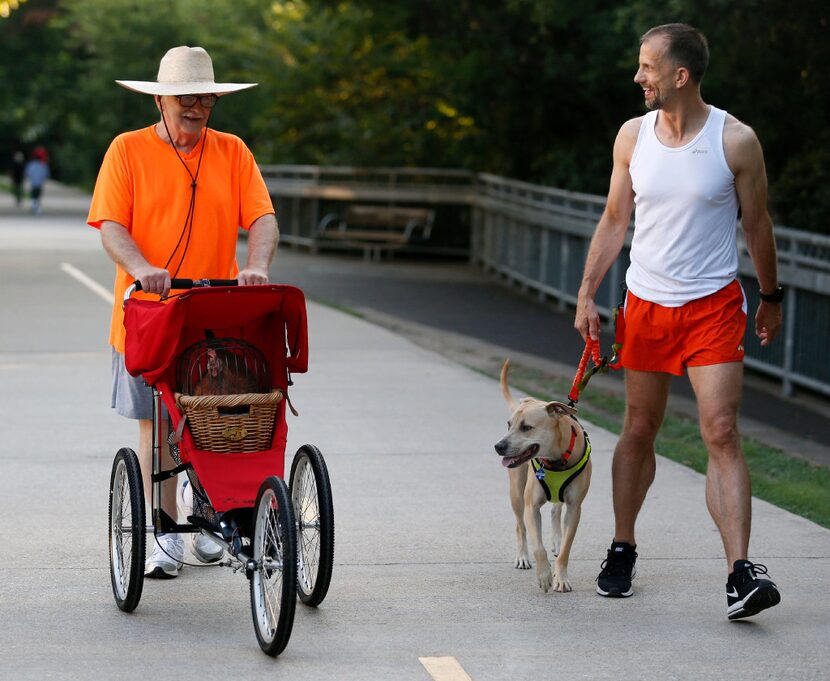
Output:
[727, 560, 780, 620]
[596, 541, 637, 597]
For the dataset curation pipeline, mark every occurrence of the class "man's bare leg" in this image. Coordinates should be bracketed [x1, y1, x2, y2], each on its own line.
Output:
[612, 369, 672, 544]
[687, 362, 750, 570]
[137, 418, 176, 519]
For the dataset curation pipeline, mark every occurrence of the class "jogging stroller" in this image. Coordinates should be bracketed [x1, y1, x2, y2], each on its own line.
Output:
[107, 279, 334, 656]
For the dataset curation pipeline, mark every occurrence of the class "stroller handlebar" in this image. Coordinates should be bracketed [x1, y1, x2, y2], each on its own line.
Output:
[123, 278, 238, 304]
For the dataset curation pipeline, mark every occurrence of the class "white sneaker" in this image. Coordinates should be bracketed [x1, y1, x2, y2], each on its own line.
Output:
[192, 532, 224, 564]
[145, 534, 184, 579]
[177, 478, 223, 564]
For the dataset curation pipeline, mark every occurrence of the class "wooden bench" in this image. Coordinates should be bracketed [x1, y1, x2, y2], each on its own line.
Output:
[316, 204, 435, 260]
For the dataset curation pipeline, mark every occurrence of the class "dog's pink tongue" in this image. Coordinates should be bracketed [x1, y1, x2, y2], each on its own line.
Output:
[501, 457, 515, 468]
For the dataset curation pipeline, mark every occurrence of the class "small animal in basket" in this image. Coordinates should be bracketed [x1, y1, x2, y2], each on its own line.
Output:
[494, 360, 592, 593]
[192, 348, 259, 396]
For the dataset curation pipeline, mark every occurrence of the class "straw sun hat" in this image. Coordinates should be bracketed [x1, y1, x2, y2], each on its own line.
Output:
[116, 46, 256, 96]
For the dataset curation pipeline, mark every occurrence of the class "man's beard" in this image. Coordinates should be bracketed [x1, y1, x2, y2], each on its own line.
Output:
[645, 92, 664, 110]
[644, 85, 674, 111]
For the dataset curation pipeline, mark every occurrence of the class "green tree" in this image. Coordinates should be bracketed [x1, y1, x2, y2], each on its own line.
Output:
[241, 2, 480, 167]
[0, 1, 65, 169]
[2, 0, 827, 232]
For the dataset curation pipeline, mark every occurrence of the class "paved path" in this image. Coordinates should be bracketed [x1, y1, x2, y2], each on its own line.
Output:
[0, 186, 828, 680]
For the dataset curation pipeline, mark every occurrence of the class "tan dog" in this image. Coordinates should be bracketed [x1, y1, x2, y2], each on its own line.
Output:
[494, 360, 592, 592]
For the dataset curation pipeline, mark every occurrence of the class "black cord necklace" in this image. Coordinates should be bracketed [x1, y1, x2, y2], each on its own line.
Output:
[160, 104, 211, 279]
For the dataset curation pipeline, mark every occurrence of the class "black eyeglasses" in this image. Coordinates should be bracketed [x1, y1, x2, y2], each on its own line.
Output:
[175, 94, 218, 108]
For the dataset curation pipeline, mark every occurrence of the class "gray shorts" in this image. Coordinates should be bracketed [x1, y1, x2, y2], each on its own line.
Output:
[111, 348, 154, 420]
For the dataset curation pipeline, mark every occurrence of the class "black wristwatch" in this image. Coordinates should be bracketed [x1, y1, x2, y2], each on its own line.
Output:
[759, 285, 785, 303]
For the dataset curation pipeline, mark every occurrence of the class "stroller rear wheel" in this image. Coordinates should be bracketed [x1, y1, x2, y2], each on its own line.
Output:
[250, 476, 297, 656]
[290, 444, 334, 606]
[108, 448, 145, 612]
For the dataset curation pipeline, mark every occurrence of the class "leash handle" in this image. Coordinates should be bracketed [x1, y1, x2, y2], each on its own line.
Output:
[569, 338, 595, 404]
[568, 300, 627, 405]
[568, 338, 607, 405]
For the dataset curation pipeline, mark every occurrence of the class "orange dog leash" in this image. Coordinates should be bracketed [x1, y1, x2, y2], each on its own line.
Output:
[567, 336, 622, 407]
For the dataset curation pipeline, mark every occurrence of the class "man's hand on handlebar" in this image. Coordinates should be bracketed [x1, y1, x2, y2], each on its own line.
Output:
[237, 266, 269, 287]
[134, 266, 172, 299]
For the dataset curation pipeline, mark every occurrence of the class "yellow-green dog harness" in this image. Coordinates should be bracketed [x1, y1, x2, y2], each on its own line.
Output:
[530, 430, 591, 503]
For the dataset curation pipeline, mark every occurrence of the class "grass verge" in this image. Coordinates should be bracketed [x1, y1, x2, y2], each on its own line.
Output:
[505, 363, 830, 529]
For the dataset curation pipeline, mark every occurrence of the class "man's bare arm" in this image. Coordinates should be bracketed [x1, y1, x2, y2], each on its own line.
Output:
[726, 118, 781, 346]
[574, 119, 639, 341]
[238, 213, 279, 285]
[100, 220, 171, 297]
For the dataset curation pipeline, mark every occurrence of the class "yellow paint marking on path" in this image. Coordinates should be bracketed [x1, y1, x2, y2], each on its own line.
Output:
[419, 657, 474, 681]
[61, 262, 114, 304]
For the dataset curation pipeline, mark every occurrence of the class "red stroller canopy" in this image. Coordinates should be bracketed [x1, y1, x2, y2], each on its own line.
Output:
[123, 284, 308, 389]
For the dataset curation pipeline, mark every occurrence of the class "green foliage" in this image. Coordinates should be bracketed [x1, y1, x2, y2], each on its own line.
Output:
[243, 2, 482, 167]
[1, 0, 828, 232]
[0, 1, 65, 158]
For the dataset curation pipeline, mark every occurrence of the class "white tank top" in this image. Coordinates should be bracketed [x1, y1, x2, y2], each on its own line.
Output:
[626, 106, 739, 306]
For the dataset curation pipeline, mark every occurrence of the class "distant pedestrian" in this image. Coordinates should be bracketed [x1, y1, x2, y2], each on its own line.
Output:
[10, 149, 25, 205]
[24, 147, 50, 214]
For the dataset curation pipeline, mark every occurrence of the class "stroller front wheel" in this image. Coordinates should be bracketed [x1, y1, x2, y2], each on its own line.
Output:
[108, 448, 145, 612]
[250, 476, 297, 656]
[289, 444, 334, 606]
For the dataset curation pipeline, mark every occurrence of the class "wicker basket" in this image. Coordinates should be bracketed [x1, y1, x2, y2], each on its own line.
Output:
[175, 390, 284, 453]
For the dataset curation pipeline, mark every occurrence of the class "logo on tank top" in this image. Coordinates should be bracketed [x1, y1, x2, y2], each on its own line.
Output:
[692, 148, 709, 154]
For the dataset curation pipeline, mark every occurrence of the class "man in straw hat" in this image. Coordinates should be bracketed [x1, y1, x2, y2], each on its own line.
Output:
[88, 46, 278, 578]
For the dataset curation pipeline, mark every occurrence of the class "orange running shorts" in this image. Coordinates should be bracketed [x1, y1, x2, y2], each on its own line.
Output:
[620, 280, 747, 375]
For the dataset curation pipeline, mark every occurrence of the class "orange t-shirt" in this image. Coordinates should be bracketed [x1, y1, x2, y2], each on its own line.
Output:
[87, 126, 274, 353]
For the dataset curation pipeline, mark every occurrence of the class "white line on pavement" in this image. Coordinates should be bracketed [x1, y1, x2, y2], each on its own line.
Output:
[60, 262, 113, 304]
[419, 657, 474, 681]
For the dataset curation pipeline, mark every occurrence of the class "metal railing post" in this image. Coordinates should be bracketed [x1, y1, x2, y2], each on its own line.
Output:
[539, 228, 549, 303]
[782, 286, 797, 396]
[558, 229, 569, 312]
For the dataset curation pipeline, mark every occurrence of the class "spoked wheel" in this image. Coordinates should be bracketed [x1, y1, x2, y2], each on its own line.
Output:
[289, 444, 334, 606]
[250, 476, 297, 656]
[108, 448, 145, 612]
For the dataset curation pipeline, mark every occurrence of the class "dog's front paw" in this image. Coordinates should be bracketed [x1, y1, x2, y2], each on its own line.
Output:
[552, 571, 572, 593]
[536, 565, 553, 592]
[514, 553, 531, 569]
